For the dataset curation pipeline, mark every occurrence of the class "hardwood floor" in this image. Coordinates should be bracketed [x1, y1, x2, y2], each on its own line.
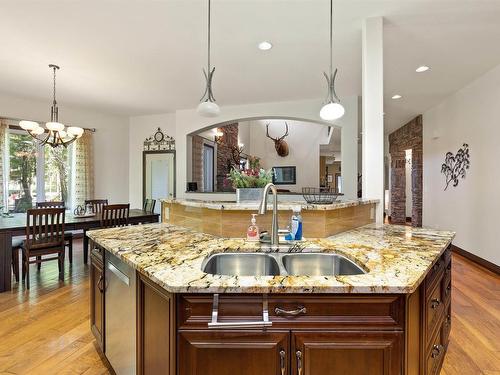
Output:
[0, 240, 498, 374]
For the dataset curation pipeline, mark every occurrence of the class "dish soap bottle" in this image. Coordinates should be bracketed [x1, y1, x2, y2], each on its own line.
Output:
[291, 206, 303, 240]
[246, 214, 260, 241]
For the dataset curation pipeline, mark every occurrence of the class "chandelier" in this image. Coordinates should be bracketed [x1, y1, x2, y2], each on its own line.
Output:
[319, 0, 345, 121]
[197, 0, 220, 117]
[19, 64, 84, 147]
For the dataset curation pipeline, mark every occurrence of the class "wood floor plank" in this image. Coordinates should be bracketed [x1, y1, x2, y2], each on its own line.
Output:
[0, 240, 497, 374]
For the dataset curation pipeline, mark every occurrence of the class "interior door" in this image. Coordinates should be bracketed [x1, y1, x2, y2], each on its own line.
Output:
[203, 144, 214, 192]
[178, 330, 289, 375]
[292, 331, 403, 375]
[144, 152, 175, 214]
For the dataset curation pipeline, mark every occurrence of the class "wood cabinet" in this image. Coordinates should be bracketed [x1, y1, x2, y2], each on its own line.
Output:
[137, 274, 176, 375]
[178, 331, 289, 375]
[292, 331, 403, 375]
[91, 245, 452, 375]
[89, 242, 105, 352]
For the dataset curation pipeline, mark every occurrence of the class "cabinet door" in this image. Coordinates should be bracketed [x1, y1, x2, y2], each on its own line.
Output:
[292, 331, 403, 375]
[179, 330, 289, 375]
[90, 255, 104, 351]
[137, 274, 176, 375]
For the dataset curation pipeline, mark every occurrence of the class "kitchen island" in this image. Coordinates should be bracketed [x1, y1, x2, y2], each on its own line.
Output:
[87, 223, 454, 375]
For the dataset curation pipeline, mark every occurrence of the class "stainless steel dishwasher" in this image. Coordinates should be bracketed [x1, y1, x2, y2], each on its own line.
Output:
[105, 251, 136, 375]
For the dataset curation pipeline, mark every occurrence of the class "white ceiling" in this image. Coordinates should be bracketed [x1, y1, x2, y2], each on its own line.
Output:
[1, 0, 500, 133]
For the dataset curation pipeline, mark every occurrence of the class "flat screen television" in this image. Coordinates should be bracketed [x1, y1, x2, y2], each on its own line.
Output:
[272, 166, 296, 185]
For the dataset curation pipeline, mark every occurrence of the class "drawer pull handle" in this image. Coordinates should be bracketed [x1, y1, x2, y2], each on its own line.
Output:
[431, 298, 441, 309]
[431, 344, 443, 358]
[208, 294, 272, 329]
[445, 284, 451, 295]
[296, 350, 303, 375]
[97, 274, 104, 293]
[279, 350, 286, 375]
[275, 306, 307, 316]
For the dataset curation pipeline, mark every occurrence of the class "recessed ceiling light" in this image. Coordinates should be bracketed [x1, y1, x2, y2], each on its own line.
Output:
[416, 65, 430, 73]
[258, 41, 273, 51]
[392, 94, 402, 100]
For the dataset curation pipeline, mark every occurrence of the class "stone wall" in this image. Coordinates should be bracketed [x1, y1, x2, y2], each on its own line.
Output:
[388, 115, 423, 226]
[216, 123, 238, 191]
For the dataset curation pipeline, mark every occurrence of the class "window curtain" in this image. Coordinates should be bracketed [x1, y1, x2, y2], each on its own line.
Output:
[72, 130, 94, 208]
[0, 119, 7, 211]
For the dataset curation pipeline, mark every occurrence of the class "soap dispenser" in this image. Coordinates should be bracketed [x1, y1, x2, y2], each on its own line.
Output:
[246, 214, 260, 241]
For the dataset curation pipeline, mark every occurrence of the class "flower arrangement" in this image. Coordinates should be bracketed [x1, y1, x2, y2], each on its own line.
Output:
[227, 157, 273, 189]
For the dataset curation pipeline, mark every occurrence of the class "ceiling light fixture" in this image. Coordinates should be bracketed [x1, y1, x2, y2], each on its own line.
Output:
[319, 0, 345, 121]
[416, 65, 430, 73]
[258, 41, 273, 51]
[20, 64, 84, 147]
[197, 0, 220, 117]
[392, 94, 402, 100]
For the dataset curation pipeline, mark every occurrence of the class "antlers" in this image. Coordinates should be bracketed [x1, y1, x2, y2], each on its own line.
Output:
[266, 122, 289, 141]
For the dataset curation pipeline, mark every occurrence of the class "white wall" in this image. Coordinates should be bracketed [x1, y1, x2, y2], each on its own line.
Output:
[423, 63, 500, 266]
[128, 113, 176, 208]
[243, 119, 329, 192]
[0, 93, 130, 204]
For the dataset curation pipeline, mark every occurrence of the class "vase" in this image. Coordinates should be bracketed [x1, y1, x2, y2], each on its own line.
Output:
[236, 188, 264, 203]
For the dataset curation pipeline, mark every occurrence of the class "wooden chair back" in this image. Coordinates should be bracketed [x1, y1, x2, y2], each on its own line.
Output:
[143, 198, 156, 213]
[36, 201, 65, 208]
[101, 204, 130, 228]
[85, 199, 108, 213]
[25, 208, 65, 250]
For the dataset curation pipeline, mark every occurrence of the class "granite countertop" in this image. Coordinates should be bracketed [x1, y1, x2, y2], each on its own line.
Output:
[87, 223, 455, 294]
[162, 198, 378, 211]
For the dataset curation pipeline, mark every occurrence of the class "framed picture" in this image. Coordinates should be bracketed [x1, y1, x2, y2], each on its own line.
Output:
[272, 166, 296, 185]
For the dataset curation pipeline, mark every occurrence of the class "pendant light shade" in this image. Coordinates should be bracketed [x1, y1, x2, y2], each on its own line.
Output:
[198, 0, 220, 117]
[320, 101, 345, 121]
[320, 0, 345, 121]
[197, 100, 220, 117]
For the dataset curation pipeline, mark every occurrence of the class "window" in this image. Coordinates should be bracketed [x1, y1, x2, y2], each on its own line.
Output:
[6, 129, 73, 212]
[203, 144, 214, 192]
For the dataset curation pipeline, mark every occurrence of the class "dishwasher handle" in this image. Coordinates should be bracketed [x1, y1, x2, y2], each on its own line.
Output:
[107, 261, 130, 286]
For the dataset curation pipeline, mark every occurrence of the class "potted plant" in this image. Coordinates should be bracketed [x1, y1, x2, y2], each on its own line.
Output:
[227, 157, 273, 203]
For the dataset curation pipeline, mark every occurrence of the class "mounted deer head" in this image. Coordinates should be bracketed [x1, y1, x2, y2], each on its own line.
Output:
[266, 122, 289, 157]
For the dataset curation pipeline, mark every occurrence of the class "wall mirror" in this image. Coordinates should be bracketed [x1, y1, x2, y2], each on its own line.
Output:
[143, 128, 176, 213]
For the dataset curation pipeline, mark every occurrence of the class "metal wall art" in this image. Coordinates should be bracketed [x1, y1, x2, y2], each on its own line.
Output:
[441, 143, 470, 191]
[143, 128, 175, 151]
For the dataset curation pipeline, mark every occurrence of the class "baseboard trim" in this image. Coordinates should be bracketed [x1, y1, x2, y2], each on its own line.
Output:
[451, 245, 500, 275]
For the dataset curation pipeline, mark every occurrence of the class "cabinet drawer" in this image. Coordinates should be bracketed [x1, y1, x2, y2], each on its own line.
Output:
[426, 323, 447, 375]
[425, 258, 444, 295]
[90, 243, 104, 265]
[178, 294, 404, 330]
[442, 274, 452, 307]
[425, 275, 444, 346]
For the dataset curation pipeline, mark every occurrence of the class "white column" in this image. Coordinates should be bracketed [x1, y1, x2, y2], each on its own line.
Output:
[339, 96, 358, 200]
[362, 17, 384, 224]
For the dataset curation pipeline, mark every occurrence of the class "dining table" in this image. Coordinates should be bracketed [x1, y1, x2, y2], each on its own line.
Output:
[0, 208, 159, 292]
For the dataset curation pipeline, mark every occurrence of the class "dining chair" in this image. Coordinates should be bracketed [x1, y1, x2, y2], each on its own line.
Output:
[143, 198, 156, 213]
[21, 207, 66, 289]
[101, 204, 130, 228]
[82, 199, 109, 264]
[36, 201, 73, 264]
[85, 199, 108, 214]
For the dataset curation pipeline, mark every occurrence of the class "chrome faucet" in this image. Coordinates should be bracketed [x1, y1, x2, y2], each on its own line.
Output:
[258, 183, 279, 247]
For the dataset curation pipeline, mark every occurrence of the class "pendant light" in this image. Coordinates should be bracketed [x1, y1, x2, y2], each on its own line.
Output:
[19, 64, 84, 147]
[319, 0, 345, 121]
[197, 0, 220, 117]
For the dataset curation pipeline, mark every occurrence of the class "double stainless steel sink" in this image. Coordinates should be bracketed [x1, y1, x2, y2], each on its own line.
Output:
[202, 251, 366, 277]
